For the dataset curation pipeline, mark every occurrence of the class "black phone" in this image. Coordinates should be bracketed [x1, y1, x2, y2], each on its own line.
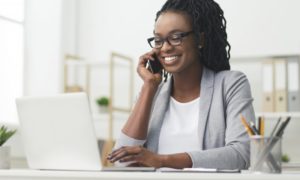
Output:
[147, 54, 163, 74]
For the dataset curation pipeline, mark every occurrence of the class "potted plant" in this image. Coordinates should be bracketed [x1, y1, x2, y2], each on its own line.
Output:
[96, 96, 109, 113]
[0, 125, 16, 169]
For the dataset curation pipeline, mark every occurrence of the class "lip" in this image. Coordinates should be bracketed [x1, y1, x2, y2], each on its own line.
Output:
[161, 55, 180, 65]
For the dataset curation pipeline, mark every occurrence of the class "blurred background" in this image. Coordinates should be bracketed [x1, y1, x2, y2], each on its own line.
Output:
[1, 0, 300, 168]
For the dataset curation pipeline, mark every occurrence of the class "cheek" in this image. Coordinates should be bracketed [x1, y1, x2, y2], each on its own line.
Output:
[183, 45, 199, 61]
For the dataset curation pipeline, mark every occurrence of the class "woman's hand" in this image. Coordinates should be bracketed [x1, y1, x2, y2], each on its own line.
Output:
[138, 51, 162, 87]
[107, 146, 164, 168]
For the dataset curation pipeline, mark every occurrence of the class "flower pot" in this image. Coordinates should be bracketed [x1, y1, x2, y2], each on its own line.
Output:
[0, 146, 11, 169]
[98, 106, 109, 113]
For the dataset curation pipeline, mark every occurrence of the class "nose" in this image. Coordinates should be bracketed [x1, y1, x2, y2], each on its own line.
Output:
[160, 40, 174, 52]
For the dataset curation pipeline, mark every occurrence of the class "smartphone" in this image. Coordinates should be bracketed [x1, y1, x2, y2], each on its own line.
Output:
[147, 54, 163, 74]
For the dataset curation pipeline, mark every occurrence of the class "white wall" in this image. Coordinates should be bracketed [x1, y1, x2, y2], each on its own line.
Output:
[77, 0, 163, 99]
[23, 0, 300, 103]
[24, 0, 64, 96]
[10, 0, 65, 161]
[217, 0, 300, 58]
[23, 0, 300, 108]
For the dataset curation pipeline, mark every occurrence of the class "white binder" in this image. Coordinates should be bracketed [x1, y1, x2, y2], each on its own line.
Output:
[287, 56, 300, 111]
[262, 60, 275, 112]
[274, 58, 288, 112]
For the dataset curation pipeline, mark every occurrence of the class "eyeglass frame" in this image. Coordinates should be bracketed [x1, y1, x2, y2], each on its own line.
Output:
[147, 31, 194, 49]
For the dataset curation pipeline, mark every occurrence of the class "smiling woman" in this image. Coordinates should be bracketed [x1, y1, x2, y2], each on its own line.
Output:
[108, 0, 255, 170]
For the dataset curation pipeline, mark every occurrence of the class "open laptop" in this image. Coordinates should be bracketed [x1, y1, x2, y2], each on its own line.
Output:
[16, 92, 155, 172]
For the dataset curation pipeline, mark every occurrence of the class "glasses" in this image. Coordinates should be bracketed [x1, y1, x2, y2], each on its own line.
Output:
[147, 31, 193, 49]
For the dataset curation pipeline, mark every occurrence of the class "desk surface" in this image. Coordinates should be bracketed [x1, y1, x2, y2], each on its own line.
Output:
[0, 169, 299, 180]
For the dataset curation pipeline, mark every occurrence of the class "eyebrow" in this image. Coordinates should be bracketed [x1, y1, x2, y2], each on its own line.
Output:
[153, 29, 188, 36]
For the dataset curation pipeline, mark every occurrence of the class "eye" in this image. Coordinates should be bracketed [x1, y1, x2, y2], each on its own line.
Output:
[154, 37, 163, 44]
[170, 34, 181, 41]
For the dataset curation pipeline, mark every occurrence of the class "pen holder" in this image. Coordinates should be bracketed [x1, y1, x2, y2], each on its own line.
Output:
[250, 136, 282, 174]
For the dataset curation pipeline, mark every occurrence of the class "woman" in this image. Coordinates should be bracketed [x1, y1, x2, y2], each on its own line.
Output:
[107, 0, 255, 170]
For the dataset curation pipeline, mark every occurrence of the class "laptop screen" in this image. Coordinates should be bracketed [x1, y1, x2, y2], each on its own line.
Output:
[16, 93, 102, 171]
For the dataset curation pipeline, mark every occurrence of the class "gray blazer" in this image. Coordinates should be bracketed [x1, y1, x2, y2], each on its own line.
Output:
[115, 67, 255, 169]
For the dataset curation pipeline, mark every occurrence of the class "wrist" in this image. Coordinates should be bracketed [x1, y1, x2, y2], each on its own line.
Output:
[142, 82, 159, 92]
[157, 154, 168, 168]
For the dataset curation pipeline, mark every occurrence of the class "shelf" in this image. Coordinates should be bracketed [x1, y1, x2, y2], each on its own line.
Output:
[91, 112, 129, 121]
[255, 112, 300, 118]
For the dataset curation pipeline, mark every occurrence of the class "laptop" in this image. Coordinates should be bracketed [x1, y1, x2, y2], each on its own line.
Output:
[16, 92, 155, 172]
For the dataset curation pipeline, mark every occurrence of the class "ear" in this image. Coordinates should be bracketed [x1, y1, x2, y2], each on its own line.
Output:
[198, 32, 205, 49]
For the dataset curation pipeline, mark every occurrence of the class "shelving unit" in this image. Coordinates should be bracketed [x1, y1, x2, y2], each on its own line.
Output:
[232, 55, 300, 163]
[231, 55, 300, 114]
[256, 112, 300, 119]
[63, 52, 134, 166]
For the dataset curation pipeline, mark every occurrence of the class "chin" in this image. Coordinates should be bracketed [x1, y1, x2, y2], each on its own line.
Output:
[163, 67, 180, 74]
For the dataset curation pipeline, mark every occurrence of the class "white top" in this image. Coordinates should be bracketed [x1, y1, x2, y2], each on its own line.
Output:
[158, 97, 201, 154]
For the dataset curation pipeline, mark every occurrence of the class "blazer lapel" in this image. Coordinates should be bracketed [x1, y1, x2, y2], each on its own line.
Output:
[198, 67, 215, 150]
[146, 80, 172, 152]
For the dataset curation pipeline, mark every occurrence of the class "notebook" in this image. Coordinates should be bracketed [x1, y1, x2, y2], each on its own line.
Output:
[16, 92, 155, 172]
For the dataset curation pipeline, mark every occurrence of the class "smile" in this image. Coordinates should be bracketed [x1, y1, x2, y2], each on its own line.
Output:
[164, 56, 179, 62]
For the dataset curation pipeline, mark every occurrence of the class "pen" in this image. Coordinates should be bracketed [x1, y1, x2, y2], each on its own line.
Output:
[250, 121, 260, 135]
[269, 117, 281, 138]
[258, 116, 265, 136]
[275, 116, 291, 137]
[240, 114, 255, 136]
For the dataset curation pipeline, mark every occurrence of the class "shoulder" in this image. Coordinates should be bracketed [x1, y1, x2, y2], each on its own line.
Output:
[213, 70, 252, 100]
[213, 70, 250, 89]
[214, 70, 247, 83]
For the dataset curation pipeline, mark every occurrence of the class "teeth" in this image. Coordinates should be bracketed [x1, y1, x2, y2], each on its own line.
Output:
[164, 56, 178, 62]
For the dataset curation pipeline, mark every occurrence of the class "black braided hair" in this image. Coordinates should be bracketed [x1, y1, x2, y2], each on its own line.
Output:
[156, 0, 231, 72]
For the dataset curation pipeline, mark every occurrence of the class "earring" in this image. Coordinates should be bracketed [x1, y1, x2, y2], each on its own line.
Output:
[198, 45, 202, 49]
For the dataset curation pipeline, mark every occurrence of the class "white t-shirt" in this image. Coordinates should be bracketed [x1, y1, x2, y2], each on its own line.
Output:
[157, 96, 201, 154]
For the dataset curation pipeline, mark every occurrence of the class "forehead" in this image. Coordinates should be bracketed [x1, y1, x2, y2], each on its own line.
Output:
[154, 11, 192, 35]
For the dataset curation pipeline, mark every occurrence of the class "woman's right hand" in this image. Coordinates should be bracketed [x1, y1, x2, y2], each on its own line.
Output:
[137, 51, 162, 87]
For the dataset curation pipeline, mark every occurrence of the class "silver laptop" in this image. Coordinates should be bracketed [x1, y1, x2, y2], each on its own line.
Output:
[16, 92, 154, 171]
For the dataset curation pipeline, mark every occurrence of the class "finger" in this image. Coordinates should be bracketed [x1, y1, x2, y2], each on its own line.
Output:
[119, 155, 138, 163]
[138, 51, 157, 66]
[127, 162, 141, 167]
[108, 146, 126, 159]
[109, 146, 143, 163]
[109, 149, 130, 163]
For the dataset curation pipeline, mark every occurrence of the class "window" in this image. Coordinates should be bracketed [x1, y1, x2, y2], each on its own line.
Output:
[0, 0, 24, 124]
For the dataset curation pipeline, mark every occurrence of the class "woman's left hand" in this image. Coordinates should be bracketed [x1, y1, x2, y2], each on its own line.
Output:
[107, 146, 164, 168]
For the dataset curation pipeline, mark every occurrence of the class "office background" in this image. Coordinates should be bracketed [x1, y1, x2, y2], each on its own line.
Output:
[1, 0, 300, 168]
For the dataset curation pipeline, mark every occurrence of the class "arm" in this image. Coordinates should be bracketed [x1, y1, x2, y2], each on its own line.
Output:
[109, 146, 192, 169]
[114, 51, 162, 147]
[187, 71, 255, 169]
[122, 83, 158, 139]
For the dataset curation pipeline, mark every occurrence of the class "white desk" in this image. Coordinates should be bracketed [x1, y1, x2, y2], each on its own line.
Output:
[0, 169, 299, 180]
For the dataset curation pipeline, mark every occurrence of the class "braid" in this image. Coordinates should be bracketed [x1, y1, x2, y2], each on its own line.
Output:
[156, 0, 231, 72]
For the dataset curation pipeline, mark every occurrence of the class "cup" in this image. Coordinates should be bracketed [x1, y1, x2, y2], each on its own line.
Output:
[250, 135, 282, 173]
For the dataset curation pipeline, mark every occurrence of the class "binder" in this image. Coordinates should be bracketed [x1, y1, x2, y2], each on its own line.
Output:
[262, 60, 275, 112]
[274, 58, 288, 112]
[287, 56, 300, 111]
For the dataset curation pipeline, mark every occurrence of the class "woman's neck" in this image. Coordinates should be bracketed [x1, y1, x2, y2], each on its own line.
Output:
[171, 65, 203, 103]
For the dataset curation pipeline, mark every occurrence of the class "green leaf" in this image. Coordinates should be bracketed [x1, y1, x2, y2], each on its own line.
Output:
[0, 125, 17, 146]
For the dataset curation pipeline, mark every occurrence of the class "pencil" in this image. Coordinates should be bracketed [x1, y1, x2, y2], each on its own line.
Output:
[259, 116, 265, 136]
[240, 114, 255, 136]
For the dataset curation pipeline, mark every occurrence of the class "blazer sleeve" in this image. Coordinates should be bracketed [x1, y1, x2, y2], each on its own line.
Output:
[187, 71, 255, 169]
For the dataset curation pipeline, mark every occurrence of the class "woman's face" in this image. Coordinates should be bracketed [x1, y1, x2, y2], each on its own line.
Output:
[154, 11, 200, 74]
